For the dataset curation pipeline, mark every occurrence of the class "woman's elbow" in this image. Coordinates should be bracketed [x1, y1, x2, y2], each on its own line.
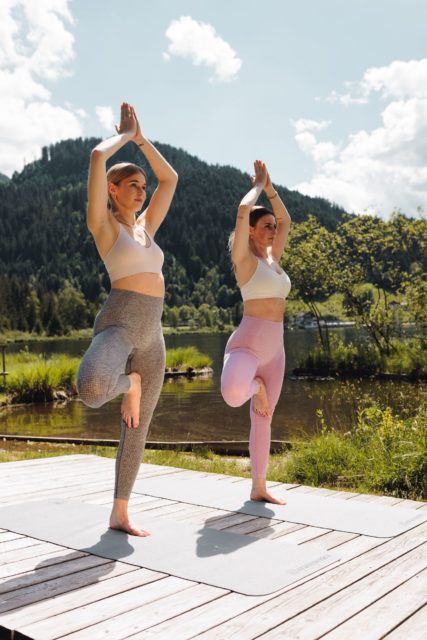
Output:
[90, 147, 106, 163]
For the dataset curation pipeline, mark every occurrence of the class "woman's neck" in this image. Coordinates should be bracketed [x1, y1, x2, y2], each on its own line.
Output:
[250, 241, 268, 259]
[114, 212, 136, 228]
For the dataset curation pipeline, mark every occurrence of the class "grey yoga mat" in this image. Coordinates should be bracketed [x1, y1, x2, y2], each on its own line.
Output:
[0, 499, 338, 596]
[133, 474, 427, 538]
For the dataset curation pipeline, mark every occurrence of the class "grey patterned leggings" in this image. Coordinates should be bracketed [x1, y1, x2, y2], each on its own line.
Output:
[77, 289, 165, 499]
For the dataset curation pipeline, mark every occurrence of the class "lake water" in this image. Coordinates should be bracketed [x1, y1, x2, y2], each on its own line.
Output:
[1, 329, 425, 443]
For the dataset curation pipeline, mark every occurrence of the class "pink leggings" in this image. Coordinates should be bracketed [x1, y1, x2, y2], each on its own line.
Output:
[221, 315, 285, 479]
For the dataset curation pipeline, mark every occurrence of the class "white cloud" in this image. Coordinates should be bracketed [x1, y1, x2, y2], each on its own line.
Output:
[163, 16, 242, 83]
[96, 106, 115, 132]
[293, 59, 427, 216]
[292, 118, 331, 133]
[0, 0, 84, 176]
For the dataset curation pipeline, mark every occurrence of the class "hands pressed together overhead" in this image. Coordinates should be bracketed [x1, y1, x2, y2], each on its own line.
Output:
[115, 101, 144, 145]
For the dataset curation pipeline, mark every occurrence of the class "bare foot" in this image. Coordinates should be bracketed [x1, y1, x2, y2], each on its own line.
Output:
[109, 514, 151, 537]
[251, 480, 286, 505]
[250, 490, 286, 505]
[253, 377, 271, 417]
[121, 372, 141, 428]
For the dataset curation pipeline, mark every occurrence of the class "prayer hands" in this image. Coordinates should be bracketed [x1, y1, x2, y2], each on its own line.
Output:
[250, 160, 268, 190]
[115, 102, 138, 140]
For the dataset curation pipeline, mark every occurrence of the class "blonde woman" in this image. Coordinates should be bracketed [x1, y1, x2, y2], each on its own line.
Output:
[77, 103, 178, 536]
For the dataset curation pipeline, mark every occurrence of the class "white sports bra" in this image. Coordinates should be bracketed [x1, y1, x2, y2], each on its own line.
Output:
[240, 257, 291, 301]
[103, 223, 164, 282]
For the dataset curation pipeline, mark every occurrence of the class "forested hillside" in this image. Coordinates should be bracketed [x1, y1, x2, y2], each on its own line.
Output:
[0, 137, 349, 332]
[1, 138, 425, 336]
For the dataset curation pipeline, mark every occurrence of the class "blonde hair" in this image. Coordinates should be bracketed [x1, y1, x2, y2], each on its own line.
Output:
[106, 162, 147, 211]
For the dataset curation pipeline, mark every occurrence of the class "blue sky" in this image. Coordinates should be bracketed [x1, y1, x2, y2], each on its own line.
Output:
[1, 0, 426, 217]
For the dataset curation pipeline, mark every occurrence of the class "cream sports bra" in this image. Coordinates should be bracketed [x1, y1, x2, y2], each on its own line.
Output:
[103, 223, 164, 282]
[240, 257, 291, 301]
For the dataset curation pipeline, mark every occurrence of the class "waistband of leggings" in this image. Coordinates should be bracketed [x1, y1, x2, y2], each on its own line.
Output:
[107, 288, 164, 306]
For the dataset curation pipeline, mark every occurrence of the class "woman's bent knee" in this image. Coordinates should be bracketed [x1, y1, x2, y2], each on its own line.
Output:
[221, 381, 247, 407]
[77, 370, 107, 408]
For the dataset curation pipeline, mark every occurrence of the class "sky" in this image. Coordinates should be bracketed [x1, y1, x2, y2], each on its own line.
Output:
[1, 0, 426, 217]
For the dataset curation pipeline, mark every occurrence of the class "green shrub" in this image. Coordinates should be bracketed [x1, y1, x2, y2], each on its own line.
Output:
[280, 405, 427, 500]
[165, 346, 212, 370]
[299, 337, 425, 377]
[4, 353, 80, 403]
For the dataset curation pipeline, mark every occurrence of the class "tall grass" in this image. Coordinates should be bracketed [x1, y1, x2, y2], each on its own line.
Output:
[275, 404, 427, 500]
[298, 337, 426, 378]
[3, 353, 80, 403]
[166, 346, 212, 370]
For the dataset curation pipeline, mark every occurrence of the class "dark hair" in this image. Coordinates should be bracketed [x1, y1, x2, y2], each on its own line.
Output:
[249, 205, 276, 227]
[228, 206, 276, 253]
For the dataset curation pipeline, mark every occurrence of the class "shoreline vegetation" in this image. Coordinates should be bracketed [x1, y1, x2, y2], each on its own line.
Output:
[0, 347, 213, 406]
[1, 402, 425, 501]
[293, 336, 427, 381]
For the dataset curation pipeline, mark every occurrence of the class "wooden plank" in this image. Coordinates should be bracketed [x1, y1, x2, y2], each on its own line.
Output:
[173, 506, 230, 524]
[0, 553, 111, 595]
[0, 457, 111, 482]
[131, 592, 271, 640]
[0, 532, 23, 543]
[273, 525, 331, 545]
[303, 530, 359, 550]
[15, 576, 194, 640]
[321, 569, 427, 640]
[0, 549, 86, 580]
[246, 545, 427, 639]
[200, 512, 258, 529]
[0, 541, 68, 565]
[396, 499, 427, 510]
[0, 567, 165, 634]
[59, 583, 226, 640]
[382, 604, 427, 639]
[0, 559, 131, 613]
[249, 521, 307, 540]
[191, 524, 427, 639]
[0, 538, 45, 554]
[222, 517, 282, 536]
[0, 455, 92, 473]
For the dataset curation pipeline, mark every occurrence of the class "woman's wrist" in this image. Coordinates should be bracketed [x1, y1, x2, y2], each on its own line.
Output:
[136, 136, 147, 148]
[266, 189, 278, 200]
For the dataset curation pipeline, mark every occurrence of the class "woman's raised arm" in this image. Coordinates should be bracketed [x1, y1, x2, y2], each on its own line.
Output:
[231, 160, 267, 268]
[264, 171, 291, 262]
[117, 106, 178, 236]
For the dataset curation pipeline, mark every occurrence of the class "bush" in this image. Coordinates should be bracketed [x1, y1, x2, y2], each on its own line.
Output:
[280, 405, 427, 500]
[166, 346, 212, 370]
[298, 336, 426, 378]
[4, 352, 79, 403]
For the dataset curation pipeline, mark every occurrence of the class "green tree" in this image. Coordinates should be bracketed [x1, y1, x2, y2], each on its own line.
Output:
[283, 216, 336, 352]
[57, 285, 90, 332]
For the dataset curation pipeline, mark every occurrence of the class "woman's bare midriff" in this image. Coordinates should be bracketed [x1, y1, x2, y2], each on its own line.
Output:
[243, 298, 286, 322]
[111, 272, 165, 298]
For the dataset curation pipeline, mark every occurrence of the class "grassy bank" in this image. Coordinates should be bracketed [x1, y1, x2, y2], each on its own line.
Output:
[0, 347, 213, 404]
[295, 337, 427, 379]
[2, 404, 425, 500]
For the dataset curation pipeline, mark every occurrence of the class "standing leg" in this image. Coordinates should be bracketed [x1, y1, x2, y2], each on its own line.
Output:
[110, 333, 166, 536]
[249, 349, 286, 503]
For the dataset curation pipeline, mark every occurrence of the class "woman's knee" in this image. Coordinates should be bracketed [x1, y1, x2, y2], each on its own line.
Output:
[221, 378, 248, 407]
[76, 367, 107, 408]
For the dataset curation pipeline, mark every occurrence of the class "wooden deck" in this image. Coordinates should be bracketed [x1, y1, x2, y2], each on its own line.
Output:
[0, 454, 426, 640]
